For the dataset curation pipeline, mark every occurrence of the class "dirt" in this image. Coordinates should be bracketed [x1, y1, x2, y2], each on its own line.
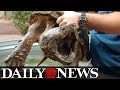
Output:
[0, 19, 22, 41]
[0, 19, 21, 35]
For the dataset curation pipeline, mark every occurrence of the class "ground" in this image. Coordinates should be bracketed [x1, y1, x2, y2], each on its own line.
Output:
[0, 19, 22, 41]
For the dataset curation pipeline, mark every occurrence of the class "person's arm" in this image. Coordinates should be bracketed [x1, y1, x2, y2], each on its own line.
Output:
[87, 12, 120, 34]
[57, 11, 120, 34]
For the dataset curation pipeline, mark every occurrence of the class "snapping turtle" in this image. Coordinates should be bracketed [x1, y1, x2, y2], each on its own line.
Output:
[5, 11, 90, 67]
[37, 21, 91, 67]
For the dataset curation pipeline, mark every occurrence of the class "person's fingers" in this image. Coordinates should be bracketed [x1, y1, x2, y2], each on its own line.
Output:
[60, 21, 80, 30]
[56, 16, 63, 24]
[59, 22, 67, 30]
[59, 19, 68, 26]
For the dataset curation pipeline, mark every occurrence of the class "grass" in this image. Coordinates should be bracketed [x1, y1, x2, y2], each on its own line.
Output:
[25, 58, 63, 67]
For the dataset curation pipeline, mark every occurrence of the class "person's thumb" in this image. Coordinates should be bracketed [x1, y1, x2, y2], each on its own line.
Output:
[56, 16, 63, 24]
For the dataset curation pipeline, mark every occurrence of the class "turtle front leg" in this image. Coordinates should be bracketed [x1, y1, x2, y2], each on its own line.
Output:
[5, 19, 47, 67]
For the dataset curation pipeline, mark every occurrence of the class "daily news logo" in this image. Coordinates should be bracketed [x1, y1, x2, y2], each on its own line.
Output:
[0, 67, 99, 79]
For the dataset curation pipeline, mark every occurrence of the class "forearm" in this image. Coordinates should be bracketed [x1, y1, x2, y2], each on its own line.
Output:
[57, 11, 120, 34]
[86, 12, 120, 34]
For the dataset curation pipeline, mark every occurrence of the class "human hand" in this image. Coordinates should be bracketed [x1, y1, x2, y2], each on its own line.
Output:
[56, 11, 81, 29]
